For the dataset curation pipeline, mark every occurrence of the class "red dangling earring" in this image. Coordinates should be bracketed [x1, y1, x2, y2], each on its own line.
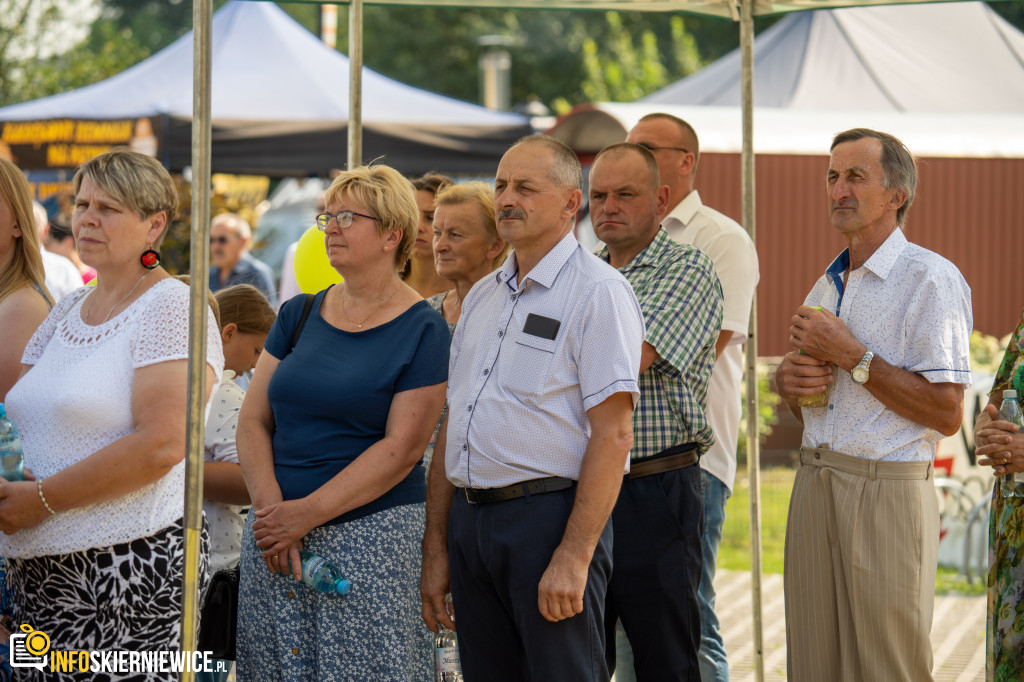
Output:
[140, 248, 161, 269]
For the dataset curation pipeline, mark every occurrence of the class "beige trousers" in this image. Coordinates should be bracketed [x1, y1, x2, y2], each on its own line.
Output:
[784, 446, 939, 682]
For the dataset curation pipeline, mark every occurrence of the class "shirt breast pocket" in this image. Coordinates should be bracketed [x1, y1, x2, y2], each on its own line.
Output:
[504, 334, 558, 396]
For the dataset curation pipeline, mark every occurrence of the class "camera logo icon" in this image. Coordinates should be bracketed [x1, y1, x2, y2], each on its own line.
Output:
[9, 624, 50, 670]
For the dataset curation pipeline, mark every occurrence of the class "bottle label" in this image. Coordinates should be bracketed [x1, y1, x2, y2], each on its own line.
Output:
[435, 646, 460, 673]
[303, 555, 327, 584]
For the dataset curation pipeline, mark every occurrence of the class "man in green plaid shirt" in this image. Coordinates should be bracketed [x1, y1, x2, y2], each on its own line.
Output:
[591, 143, 723, 681]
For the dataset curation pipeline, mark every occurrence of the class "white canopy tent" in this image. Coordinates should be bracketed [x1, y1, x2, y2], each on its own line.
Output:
[0, 0, 530, 175]
[548, 102, 1024, 157]
[180, 3, 1008, 680]
[644, 1, 1024, 112]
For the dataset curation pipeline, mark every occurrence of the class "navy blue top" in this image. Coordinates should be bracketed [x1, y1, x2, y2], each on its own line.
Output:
[264, 289, 450, 525]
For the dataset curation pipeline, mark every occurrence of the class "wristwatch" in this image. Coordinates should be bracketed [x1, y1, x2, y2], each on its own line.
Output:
[851, 350, 875, 384]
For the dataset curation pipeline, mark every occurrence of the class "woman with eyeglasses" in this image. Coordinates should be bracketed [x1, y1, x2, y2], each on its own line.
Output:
[236, 164, 449, 681]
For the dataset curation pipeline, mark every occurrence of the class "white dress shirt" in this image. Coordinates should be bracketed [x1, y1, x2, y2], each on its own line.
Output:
[663, 190, 759, 491]
[801, 228, 972, 462]
[444, 232, 645, 489]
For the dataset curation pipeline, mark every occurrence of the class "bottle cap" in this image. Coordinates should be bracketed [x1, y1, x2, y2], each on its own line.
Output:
[336, 579, 351, 595]
[1006, 389, 1018, 399]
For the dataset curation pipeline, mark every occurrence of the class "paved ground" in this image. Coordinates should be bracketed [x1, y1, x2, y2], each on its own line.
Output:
[716, 569, 986, 682]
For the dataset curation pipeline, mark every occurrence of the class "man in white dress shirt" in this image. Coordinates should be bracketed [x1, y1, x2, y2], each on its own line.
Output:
[420, 135, 645, 681]
[626, 113, 759, 682]
[775, 128, 972, 681]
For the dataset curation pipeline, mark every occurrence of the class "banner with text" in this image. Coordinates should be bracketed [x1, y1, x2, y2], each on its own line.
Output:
[0, 117, 162, 169]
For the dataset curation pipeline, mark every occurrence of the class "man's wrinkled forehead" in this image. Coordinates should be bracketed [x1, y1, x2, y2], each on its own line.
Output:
[496, 145, 558, 187]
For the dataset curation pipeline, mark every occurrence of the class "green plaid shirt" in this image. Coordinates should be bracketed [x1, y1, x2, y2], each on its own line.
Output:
[597, 229, 723, 460]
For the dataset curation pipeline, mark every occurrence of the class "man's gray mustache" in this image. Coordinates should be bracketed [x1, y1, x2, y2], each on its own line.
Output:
[498, 208, 526, 220]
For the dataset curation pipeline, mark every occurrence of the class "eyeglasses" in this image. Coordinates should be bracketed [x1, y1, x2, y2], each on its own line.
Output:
[638, 142, 690, 154]
[210, 235, 233, 244]
[316, 210, 377, 231]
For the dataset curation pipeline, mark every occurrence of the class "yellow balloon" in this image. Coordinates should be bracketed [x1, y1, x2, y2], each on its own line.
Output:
[293, 225, 342, 294]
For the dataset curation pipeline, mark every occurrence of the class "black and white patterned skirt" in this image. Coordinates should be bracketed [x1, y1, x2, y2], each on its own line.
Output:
[5, 518, 210, 682]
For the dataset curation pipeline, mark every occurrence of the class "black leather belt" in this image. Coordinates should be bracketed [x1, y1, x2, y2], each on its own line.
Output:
[462, 476, 575, 505]
[628, 443, 699, 479]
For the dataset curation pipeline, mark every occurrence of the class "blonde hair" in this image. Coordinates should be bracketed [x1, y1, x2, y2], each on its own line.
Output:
[434, 181, 510, 269]
[72, 149, 178, 248]
[323, 164, 418, 272]
[214, 284, 276, 335]
[0, 158, 52, 306]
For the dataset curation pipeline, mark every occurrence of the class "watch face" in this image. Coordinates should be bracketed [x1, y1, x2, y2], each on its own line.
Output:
[852, 366, 869, 384]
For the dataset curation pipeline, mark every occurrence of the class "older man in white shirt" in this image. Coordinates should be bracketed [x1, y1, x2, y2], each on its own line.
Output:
[776, 128, 972, 682]
[421, 135, 645, 682]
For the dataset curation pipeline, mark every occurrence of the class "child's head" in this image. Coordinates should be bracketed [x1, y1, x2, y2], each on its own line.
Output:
[215, 284, 276, 375]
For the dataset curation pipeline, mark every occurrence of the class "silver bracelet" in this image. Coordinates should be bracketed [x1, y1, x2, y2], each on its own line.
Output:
[37, 480, 56, 515]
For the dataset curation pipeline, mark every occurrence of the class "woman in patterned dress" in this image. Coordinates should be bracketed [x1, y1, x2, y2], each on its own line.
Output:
[236, 164, 449, 681]
[974, 308, 1024, 681]
[0, 150, 222, 681]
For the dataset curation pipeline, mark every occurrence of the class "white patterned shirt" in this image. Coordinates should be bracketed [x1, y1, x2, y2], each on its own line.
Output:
[2, 279, 223, 558]
[800, 228, 972, 462]
[444, 231, 645, 489]
[204, 370, 246, 574]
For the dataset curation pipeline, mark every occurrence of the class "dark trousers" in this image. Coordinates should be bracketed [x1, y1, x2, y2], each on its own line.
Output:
[448, 486, 613, 682]
[605, 465, 704, 682]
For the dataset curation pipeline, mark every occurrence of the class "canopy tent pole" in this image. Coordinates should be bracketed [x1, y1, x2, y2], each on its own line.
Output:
[348, 0, 364, 169]
[740, 0, 765, 679]
[180, 0, 213, 677]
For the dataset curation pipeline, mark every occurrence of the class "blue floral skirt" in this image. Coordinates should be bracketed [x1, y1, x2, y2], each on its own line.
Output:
[237, 503, 432, 682]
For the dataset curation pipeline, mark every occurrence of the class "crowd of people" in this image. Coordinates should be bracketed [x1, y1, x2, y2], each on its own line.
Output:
[0, 115, 1019, 682]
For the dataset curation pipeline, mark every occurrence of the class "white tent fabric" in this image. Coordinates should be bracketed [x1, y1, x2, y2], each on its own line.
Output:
[0, 0, 530, 175]
[547, 102, 1024, 158]
[643, 1, 1024, 113]
[0, 0, 525, 126]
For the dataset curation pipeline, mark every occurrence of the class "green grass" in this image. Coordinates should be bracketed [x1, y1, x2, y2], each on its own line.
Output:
[718, 465, 987, 596]
[719, 466, 794, 575]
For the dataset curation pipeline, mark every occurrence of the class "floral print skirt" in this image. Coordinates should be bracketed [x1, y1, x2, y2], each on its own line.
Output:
[236, 503, 433, 682]
[5, 518, 209, 682]
[987, 478, 1024, 681]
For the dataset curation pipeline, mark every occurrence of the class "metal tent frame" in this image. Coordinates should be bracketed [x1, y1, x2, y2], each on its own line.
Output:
[181, 1, 976, 679]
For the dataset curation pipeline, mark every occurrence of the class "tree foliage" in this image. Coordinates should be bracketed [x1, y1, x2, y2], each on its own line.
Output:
[1, 1, 1022, 114]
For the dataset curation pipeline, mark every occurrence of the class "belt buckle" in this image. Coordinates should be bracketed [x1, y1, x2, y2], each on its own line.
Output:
[464, 488, 477, 504]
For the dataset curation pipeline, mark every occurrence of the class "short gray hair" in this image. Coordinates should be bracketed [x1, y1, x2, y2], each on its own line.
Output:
[831, 128, 917, 227]
[73, 149, 178, 246]
[211, 212, 252, 240]
[509, 135, 583, 191]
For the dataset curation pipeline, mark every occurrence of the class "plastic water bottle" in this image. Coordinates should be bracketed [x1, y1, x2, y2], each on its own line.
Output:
[435, 595, 463, 681]
[289, 550, 351, 595]
[0, 404, 25, 482]
[999, 389, 1024, 498]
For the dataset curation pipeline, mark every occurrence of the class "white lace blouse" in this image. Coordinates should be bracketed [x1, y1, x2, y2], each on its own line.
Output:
[0, 278, 223, 559]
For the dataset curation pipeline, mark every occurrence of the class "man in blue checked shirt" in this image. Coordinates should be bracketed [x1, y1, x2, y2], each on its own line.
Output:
[420, 135, 646, 681]
[591, 143, 724, 681]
